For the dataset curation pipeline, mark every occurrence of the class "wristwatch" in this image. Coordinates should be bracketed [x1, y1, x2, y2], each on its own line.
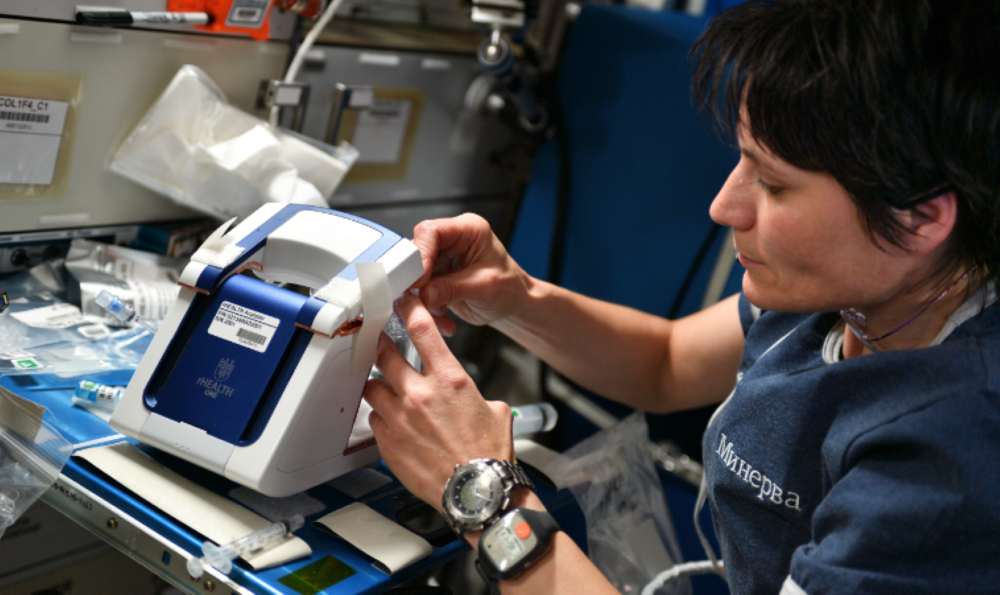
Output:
[441, 458, 535, 534]
[476, 508, 560, 593]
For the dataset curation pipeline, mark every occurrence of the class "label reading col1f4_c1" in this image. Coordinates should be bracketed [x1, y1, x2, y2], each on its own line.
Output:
[0, 95, 70, 186]
[207, 301, 280, 353]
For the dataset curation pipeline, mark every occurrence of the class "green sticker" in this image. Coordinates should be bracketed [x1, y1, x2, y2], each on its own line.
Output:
[278, 556, 357, 595]
[13, 358, 40, 370]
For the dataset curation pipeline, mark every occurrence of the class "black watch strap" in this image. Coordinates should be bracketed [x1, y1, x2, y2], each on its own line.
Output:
[475, 558, 502, 595]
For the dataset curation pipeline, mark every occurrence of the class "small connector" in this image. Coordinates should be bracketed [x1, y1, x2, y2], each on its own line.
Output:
[95, 290, 156, 334]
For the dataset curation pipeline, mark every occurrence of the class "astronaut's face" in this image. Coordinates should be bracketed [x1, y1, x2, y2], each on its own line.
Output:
[708, 126, 918, 314]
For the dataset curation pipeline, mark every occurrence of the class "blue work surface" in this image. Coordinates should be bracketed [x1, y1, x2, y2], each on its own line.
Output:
[2, 373, 589, 594]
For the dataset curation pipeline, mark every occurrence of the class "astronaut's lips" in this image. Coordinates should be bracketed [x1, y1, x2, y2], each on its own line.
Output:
[736, 251, 764, 267]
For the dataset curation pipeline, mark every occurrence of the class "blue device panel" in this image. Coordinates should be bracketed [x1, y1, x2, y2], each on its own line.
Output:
[149, 274, 308, 444]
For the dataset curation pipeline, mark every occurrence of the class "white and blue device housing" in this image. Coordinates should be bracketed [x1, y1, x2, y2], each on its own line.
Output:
[110, 204, 423, 497]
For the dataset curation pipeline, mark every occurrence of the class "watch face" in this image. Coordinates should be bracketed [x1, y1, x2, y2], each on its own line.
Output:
[451, 467, 503, 519]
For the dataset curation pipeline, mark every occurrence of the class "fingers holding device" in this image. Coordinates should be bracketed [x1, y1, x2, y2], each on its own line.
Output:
[411, 214, 533, 334]
[365, 292, 514, 511]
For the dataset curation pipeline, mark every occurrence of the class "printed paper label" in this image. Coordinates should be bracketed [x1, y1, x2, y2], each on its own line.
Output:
[125, 279, 179, 320]
[11, 303, 84, 329]
[12, 358, 41, 370]
[114, 260, 178, 284]
[207, 301, 279, 353]
[0, 95, 69, 185]
[353, 98, 412, 165]
[0, 349, 34, 360]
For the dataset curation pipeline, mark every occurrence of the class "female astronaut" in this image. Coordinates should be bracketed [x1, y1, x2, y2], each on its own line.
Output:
[364, 1, 1000, 593]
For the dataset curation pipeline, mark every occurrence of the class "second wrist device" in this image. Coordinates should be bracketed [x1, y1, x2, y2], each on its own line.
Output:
[476, 507, 560, 587]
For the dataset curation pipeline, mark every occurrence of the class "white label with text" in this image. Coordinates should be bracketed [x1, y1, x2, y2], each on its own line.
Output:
[0, 95, 69, 185]
[11, 303, 84, 329]
[207, 301, 278, 353]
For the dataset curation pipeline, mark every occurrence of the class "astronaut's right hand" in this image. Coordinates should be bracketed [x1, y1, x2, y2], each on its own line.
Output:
[410, 213, 534, 336]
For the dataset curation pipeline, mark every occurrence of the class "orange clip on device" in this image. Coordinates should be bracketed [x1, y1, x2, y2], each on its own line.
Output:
[167, 0, 274, 41]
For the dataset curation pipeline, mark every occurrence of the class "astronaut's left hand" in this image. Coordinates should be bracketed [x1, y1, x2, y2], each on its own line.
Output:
[364, 292, 514, 511]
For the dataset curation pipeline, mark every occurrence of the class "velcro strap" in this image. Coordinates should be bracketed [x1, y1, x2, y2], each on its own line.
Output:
[191, 218, 245, 269]
[314, 278, 362, 320]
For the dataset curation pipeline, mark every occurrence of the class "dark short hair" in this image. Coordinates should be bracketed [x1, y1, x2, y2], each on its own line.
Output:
[690, 0, 1000, 290]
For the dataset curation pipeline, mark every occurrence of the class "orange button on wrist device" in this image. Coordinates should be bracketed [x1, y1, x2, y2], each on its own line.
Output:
[515, 522, 532, 539]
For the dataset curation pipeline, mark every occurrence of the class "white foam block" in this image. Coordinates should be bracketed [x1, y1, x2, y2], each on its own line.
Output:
[75, 442, 311, 570]
[313, 502, 431, 574]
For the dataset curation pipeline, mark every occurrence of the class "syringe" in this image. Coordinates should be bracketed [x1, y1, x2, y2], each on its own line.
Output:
[186, 515, 305, 579]
[511, 403, 559, 437]
[95, 290, 156, 333]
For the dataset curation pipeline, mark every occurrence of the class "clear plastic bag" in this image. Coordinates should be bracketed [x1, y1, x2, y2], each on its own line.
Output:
[549, 411, 691, 595]
[108, 65, 359, 221]
[64, 238, 185, 327]
[0, 326, 153, 378]
[0, 387, 72, 540]
[0, 266, 154, 377]
[0, 265, 78, 355]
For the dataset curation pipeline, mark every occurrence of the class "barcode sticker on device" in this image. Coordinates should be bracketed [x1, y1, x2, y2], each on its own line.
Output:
[0, 95, 70, 185]
[207, 301, 279, 353]
[0, 97, 67, 135]
[0, 111, 49, 123]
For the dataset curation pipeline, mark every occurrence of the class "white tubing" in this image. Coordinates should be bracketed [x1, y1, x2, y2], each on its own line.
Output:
[640, 560, 724, 595]
[269, 0, 348, 129]
[693, 475, 724, 574]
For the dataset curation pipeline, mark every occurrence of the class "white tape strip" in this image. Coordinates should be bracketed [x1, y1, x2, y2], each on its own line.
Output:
[359, 53, 400, 67]
[70, 31, 122, 44]
[191, 218, 243, 269]
[352, 262, 392, 374]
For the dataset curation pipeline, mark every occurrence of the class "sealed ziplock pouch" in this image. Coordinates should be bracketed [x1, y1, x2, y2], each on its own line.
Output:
[64, 239, 185, 327]
[0, 71, 85, 204]
[549, 412, 691, 595]
[108, 65, 359, 221]
[0, 267, 152, 377]
[0, 387, 72, 540]
[0, 326, 152, 378]
[0, 267, 84, 355]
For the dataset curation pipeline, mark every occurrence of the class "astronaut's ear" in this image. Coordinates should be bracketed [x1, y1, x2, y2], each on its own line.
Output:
[899, 190, 958, 256]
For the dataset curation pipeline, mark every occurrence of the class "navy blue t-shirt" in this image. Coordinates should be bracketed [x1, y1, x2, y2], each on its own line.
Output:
[702, 294, 1000, 594]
